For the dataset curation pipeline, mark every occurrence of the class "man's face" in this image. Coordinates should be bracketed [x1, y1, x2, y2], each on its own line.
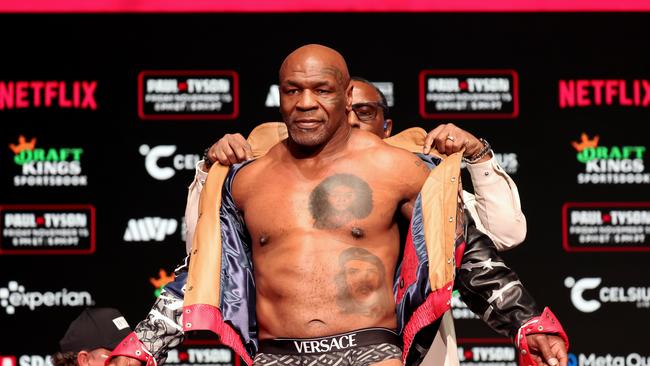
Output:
[327, 184, 355, 212]
[279, 57, 351, 147]
[344, 259, 381, 302]
[348, 81, 390, 138]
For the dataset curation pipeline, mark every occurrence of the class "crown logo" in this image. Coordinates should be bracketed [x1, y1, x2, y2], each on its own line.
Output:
[149, 269, 175, 289]
[571, 133, 599, 152]
[9, 135, 36, 154]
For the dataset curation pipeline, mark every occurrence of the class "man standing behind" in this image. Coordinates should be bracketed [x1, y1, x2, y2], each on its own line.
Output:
[52, 308, 131, 366]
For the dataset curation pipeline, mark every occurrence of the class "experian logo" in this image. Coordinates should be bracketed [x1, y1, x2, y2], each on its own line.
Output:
[564, 277, 650, 313]
[0, 281, 93, 315]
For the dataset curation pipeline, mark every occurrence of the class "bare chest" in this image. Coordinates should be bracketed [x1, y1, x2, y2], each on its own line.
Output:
[239, 171, 400, 243]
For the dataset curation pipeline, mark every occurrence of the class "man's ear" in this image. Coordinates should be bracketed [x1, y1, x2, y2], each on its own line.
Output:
[383, 119, 393, 138]
[76, 351, 89, 366]
[345, 83, 353, 113]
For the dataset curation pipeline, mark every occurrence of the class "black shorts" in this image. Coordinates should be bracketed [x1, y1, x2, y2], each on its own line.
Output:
[254, 328, 403, 366]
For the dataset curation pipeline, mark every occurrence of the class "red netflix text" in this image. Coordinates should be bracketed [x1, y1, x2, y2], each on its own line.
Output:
[559, 79, 650, 108]
[0, 81, 97, 110]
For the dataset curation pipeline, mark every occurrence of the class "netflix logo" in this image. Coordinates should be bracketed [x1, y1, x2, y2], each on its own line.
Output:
[559, 79, 650, 108]
[0, 81, 97, 110]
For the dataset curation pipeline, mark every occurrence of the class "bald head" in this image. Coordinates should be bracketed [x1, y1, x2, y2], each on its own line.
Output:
[278, 44, 354, 149]
[280, 44, 350, 87]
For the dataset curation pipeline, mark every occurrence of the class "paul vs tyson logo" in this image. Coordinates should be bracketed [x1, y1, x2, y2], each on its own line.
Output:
[138, 70, 239, 120]
[572, 133, 648, 184]
[8, 135, 87, 187]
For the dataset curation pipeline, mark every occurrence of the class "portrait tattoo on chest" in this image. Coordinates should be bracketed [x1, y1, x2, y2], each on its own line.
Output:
[335, 247, 391, 318]
[308, 174, 373, 229]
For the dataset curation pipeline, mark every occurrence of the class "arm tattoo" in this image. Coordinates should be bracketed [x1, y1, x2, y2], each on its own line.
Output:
[309, 174, 373, 229]
[335, 247, 391, 318]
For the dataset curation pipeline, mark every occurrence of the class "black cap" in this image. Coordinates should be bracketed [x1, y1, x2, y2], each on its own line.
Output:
[59, 307, 132, 352]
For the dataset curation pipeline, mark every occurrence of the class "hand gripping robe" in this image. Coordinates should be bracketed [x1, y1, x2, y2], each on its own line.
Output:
[107, 123, 567, 366]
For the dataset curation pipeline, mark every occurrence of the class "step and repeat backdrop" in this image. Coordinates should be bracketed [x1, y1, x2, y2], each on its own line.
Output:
[0, 12, 649, 366]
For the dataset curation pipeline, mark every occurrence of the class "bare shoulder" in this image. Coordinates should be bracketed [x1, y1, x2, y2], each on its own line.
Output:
[352, 131, 427, 175]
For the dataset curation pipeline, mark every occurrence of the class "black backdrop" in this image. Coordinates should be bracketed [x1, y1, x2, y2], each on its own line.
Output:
[1, 12, 649, 366]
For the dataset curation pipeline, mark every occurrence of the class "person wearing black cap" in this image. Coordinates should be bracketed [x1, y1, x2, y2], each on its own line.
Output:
[53, 308, 132, 366]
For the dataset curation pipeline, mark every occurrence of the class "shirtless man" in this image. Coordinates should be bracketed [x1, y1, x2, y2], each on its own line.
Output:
[107, 44, 567, 366]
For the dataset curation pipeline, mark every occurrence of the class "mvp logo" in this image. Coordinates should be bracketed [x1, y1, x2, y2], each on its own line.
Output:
[123, 217, 178, 242]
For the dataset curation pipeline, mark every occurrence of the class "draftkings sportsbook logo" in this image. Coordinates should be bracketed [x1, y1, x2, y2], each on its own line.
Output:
[419, 70, 518, 119]
[138, 71, 239, 120]
[564, 276, 650, 313]
[572, 133, 648, 184]
[150, 269, 175, 298]
[0, 281, 93, 315]
[9, 135, 87, 187]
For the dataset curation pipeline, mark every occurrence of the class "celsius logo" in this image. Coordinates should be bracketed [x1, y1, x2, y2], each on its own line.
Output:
[572, 133, 648, 184]
[123, 217, 178, 242]
[564, 277, 650, 313]
[0, 80, 97, 110]
[568, 352, 650, 366]
[9, 135, 87, 187]
[139, 145, 199, 180]
[0, 281, 93, 315]
[564, 277, 602, 312]
[150, 269, 175, 298]
[559, 79, 650, 108]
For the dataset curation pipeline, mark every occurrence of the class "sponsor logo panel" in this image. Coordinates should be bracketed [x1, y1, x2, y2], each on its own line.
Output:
[0, 80, 97, 111]
[0, 205, 95, 255]
[419, 70, 518, 119]
[568, 351, 650, 366]
[0, 281, 94, 315]
[564, 276, 650, 313]
[571, 133, 648, 185]
[123, 217, 179, 242]
[457, 339, 516, 366]
[559, 79, 650, 108]
[8, 135, 88, 187]
[139, 144, 199, 180]
[167, 341, 238, 366]
[138, 71, 239, 120]
[563, 202, 650, 252]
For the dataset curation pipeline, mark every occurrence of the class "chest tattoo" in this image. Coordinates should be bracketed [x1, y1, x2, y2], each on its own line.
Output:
[308, 174, 373, 229]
